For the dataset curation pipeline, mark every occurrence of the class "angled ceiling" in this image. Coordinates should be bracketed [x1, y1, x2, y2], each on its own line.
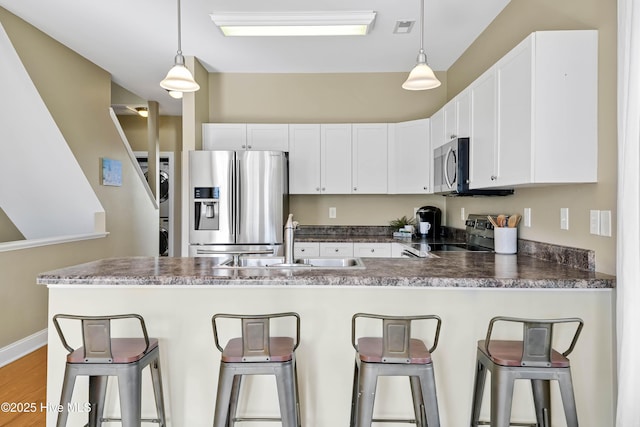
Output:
[0, 0, 510, 115]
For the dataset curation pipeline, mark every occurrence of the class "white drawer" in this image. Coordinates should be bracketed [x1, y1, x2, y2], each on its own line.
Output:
[294, 242, 320, 258]
[319, 242, 354, 257]
[353, 243, 392, 258]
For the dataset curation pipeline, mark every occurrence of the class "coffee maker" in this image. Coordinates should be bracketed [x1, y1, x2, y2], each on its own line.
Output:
[416, 206, 441, 239]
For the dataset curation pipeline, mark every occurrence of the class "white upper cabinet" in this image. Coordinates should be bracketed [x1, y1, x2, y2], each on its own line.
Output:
[388, 118, 431, 194]
[444, 101, 458, 142]
[202, 124, 247, 150]
[456, 91, 471, 138]
[469, 30, 598, 189]
[352, 124, 388, 193]
[289, 124, 322, 194]
[247, 124, 289, 151]
[203, 123, 288, 151]
[469, 70, 498, 189]
[321, 124, 352, 194]
[430, 108, 446, 149]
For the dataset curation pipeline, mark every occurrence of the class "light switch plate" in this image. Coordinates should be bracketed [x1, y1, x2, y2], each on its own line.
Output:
[600, 210, 612, 237]
[560, 208, 569, 230]
[460, 207, 466, 221]
[589, 210, 600, 235]
[329, 207, 336, 219]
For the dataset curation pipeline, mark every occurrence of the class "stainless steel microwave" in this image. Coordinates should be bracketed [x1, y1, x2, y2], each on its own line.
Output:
[433, 138, 513, 196]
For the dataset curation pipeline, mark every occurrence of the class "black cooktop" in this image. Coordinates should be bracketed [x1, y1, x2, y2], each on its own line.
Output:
[426, 243, 492, 252]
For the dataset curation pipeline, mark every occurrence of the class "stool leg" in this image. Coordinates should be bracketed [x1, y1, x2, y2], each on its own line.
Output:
[150, 357, 167, 427]
[88, 375, 108, 427]
[470, 359, 487, 427]
[410, 375, 425, 426]
[531, 379, 551, 427]
[117, 367, 142, 427]
[213, 364, 235, 427]
[557, 369, 579, 427]
[418, 365, 441, 427]
[355, 362, 378, 427]
[57, 365, 77, 427]
[228, 375, 242, 427]
[274, 362, 298, 427]
[350, 360, 360, 427]
[293, 358, 302, 427]
[490, 368, 514, 427]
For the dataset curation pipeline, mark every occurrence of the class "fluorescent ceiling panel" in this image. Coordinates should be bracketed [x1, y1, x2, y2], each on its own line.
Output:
[210, 11, 377, 36]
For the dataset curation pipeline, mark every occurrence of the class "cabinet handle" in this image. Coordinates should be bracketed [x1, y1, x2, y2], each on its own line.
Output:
[450, 134, 457, 139]
[316, 187, 320, 192]
[423, 186, 428, 190]
[334, 248, 339, 252]
[370, 249, 375, 253]
[491, 175, 497, 181]
[301, 248, 305, 252]
[353, 187, 357, 191]
[321, 187, 326, 191]
[241, 145, 246, 148]
[247, 145, 252, 149]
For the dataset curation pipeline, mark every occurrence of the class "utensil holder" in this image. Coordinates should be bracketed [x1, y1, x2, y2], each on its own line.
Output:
[494, 227, 518, 254]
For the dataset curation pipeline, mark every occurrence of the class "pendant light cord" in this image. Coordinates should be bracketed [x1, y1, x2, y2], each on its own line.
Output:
[176, 0, 182, 56]
[419, 0, 424, 53]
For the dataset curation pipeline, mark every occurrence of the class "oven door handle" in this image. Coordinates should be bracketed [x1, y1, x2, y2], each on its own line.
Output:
[444, 147, 455, 189]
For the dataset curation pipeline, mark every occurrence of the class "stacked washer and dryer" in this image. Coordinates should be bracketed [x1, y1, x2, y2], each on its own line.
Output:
[136, 154, 172, 256]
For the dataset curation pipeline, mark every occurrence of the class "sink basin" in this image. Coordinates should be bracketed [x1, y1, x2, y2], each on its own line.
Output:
[220, 256, 365, 269]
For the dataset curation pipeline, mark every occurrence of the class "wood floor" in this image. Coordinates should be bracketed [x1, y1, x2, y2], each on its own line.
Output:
[0, 346, 47, 426]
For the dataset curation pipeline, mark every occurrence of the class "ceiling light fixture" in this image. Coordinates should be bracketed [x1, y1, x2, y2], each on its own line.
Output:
[160, 0, 200, 93]
[210, 11, 377, 37]
[402, 0, 440, 91]
[126, 106, 149, 117]
[167, 90, 184, 99]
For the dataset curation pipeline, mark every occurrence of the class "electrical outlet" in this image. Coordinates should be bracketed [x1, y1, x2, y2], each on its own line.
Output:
[329, 207, 336, 219]
[560, 208, 569, 230]
[590, 210, 600, 235]
[460, 207, 466, 221]
[523, 208, 531, 227]
[600, 210, 612, 237]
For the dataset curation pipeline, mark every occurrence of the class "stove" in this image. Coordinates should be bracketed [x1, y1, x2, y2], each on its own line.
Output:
[422, 214, 496, 253]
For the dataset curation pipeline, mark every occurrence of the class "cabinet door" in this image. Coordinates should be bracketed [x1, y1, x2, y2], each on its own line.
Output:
[496, 40, 533, 186]
[444, 101, 458, 142]
[321, 124, 352, 194]
[202, 124, 246, 150]
[247, 124, 289, 151]
[319, 242, 354, 257]
[388, 119, 431, 194]
[289, 125, 321, 194]
[430, 109, 446, 149]
[353, 243, 392, 258]
[352, 124, 388, 194]
[457, 91, 471, 137]
[294, 242, 320, 258]
[469, 71, 498, 189]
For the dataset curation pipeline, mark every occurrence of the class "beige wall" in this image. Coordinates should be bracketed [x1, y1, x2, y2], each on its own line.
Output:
[206, 72, 448, 226]
[0, 7, 157, 348]
[444, 0, 617, 274]
[0, 208, 24, 242]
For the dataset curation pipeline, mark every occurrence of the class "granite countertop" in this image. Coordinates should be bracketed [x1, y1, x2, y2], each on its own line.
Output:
[37, 254, 615, 289]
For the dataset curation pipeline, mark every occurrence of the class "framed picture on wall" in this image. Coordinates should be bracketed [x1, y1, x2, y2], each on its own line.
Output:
[101, 158, 122, 186]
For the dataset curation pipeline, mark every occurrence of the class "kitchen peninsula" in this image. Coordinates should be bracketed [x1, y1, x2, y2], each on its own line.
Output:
[39, 254, 615, 427]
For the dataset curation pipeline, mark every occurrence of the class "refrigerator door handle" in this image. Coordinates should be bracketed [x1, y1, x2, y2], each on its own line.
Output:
[235, 157, 241, 237]
[229, 158, 236, 238]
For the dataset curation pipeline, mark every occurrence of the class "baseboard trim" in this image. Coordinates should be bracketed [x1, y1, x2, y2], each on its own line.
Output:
[0, 329, 47, 367]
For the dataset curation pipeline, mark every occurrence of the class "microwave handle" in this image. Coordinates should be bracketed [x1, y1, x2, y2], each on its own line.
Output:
[444, 147, 454, 189]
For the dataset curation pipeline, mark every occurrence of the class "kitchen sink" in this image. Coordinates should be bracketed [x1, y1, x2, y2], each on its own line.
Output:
[220, 256, 365, 269]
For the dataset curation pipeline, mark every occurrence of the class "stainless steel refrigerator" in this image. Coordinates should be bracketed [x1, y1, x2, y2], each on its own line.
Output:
[188, 150, 288, 260]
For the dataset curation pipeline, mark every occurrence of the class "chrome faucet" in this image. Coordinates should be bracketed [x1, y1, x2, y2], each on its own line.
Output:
[283, 214, 298, 265]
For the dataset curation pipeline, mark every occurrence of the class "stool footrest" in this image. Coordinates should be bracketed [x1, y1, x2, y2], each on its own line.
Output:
[371, 418, 418, 424]
[232, 416, 283, 422]
[100, 417, 162, 423]
[476, 422, 537, 426]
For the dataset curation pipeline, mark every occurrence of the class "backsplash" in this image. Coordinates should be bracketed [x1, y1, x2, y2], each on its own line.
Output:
[297, 225, 595, 271]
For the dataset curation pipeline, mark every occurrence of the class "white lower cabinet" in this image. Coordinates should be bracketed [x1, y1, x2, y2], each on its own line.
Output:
[293, 242, 320, 258]
[353, 243, 392, 258]
[319, 242, 354, 257]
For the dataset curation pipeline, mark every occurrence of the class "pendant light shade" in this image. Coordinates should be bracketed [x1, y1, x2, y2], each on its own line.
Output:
[402, 0, 440, 91]
[160, 0, 200, 94]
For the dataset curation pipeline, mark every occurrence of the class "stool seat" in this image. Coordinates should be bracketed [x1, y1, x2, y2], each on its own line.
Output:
[67, 338, 159, 363]
[478, 339, 570, 368]
[357, 337, 432, 364]
[222, 337, 294, 362]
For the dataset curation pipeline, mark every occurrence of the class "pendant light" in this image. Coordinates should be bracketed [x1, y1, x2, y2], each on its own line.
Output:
[160, 0, 200, 93]
[402, 0, 440, 90]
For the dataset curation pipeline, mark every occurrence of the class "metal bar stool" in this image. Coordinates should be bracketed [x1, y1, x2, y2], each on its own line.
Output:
[470, 316, 584, 427]
[211, 312, 301, 427]
[52, 313, 166, 427]
[350, 313, 442, 427]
